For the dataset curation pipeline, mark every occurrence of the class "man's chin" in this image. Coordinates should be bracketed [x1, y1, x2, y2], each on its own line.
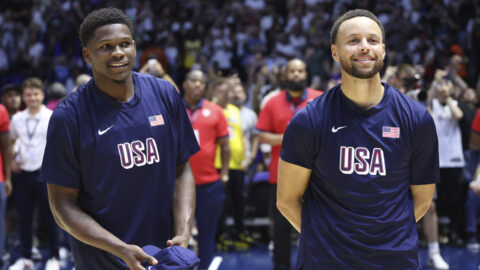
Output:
[113, 78, 128, 84]
[349, 66, 382, 79]
[352, 71, 377, 79]
[112, 74, 131, 84]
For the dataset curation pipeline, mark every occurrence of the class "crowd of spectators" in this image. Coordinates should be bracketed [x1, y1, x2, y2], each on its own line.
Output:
[2, 0, 480, 269]
[1, 0, 479, 98]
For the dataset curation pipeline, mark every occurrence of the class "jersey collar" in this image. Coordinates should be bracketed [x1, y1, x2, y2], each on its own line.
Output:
[285, 88, 308, 103]
[183, 98, 204, 112]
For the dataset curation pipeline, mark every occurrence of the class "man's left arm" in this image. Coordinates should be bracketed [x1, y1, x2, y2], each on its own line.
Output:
[410, 184, 435, 222]
[168, 162, 195, 248]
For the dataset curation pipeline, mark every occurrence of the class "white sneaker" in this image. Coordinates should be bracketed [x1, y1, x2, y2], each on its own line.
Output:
[31, 247, 42, 261]
[45, 257, 60, 270]
[428, 253, 449, 270]
[59, 247, 70, 261]
[268, 241, 273, 251]
[8, 258, 34, 270]
[2, 252, 10, 264]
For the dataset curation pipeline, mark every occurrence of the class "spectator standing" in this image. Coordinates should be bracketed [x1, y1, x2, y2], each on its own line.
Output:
[9, 77, 59, 270]
[212, 78, 248, 246]
[1, 84, 22, 118]
[256, 58, 322, 270]
[429, 77, 465, 246]
[183, 70, 230, 269]
[0, 103, 11, 270]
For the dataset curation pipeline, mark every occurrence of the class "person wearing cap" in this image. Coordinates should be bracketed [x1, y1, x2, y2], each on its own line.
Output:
[39, 8, 199, 270]
[9, 77, 60, 270]
[1, 84, 22, 118]
[183, 70, 230, 269]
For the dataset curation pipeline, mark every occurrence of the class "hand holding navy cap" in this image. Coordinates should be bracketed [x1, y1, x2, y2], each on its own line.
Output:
[116, 245, 200, 270]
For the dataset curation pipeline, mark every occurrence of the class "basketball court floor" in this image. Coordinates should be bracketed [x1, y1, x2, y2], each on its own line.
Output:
[5, 240, 480, 270]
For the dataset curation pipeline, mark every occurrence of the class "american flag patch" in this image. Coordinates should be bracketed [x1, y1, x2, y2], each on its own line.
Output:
[382, 126, 400, 138]
[149, 114, 164, 127]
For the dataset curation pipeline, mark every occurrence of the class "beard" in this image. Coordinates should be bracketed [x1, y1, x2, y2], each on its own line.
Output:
[231, 97, 245, 107]
[284, 79, 307, 92]
[340, 56, 384, 79]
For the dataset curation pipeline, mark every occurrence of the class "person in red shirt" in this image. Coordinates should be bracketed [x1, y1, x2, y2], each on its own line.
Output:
[466, 109, 480, 251]
[0, 103, 11, 270]
[256, 58, 322, 270]
[183, 70, 230, 269]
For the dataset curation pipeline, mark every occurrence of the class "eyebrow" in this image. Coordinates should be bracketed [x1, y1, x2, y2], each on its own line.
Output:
[96, 36, 133, 44]
[344, 33, 381, 39]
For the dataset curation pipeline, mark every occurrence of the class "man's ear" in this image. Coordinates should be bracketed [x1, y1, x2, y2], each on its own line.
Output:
[133, 40, 137, 58]
[82, 47, 91, 64]
[331, 44, 339, 62]
[382, 43, 386, 60]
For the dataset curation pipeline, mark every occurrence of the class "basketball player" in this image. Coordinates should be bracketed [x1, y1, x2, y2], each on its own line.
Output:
[277, 9, 437, 269]
[39, 8, 199, 270]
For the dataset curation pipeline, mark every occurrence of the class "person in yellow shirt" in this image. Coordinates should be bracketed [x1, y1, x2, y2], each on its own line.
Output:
[211, 78, 250, 246]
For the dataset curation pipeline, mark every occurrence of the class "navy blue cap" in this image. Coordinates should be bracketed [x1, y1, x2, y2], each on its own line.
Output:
[115, 245, 200, 270]
[143, 245, 200, 270]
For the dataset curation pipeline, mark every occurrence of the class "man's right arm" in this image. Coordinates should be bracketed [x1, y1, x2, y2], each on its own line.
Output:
[471, 131, 480, 151]
[277, 158, 311, 232]
[257, 100, 282, 146]
[470, 109, 480, 151]
[218, 136, 230, 183]
[47, 183, 157, 270]
[258, 131, 283, 146]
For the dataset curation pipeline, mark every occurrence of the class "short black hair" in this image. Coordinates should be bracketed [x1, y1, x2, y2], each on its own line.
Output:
[185, 69, 207, 83]
[79, 7, 133, 47]
[330, 9, 385, 45]
[1, 83, 21, 96]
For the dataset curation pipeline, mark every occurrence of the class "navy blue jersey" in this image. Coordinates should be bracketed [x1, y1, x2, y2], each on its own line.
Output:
[281, 83, 439, 270]
[39, 72, 199, 268]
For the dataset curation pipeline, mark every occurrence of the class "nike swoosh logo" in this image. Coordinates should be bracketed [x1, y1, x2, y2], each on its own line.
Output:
[98, 125, 113, 135]
[331, 126, 347, 133]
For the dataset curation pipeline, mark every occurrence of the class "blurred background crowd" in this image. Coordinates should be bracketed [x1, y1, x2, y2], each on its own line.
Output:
[2, 0, 480, 269]
[1, 0, 480, 100]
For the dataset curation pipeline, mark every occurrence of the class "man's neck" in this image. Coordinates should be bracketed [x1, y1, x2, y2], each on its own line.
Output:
[340, 72, 384, 109]
[7, 108, 18, 118]
[28, 105, 42, 115]
[185, 96, 201, 110]
[216, 99, 228, 109]
[287, 89, 304, 98]
[94, 74, 134, 102]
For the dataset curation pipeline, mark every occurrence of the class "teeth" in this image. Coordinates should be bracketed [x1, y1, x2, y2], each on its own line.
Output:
[110, 63, 126, 67]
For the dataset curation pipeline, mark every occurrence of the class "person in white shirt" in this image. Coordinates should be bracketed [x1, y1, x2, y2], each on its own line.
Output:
[429, 77, 465, 250]
[9, 77, 59, 270]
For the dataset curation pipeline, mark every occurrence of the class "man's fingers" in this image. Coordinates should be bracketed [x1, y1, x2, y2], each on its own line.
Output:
[137, 250, 158, 266]
[166, 236, 188, 248]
